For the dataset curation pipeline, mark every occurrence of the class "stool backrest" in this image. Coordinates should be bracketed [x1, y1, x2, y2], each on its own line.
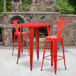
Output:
[10, 20, 22, 34]
[50, 18, 69, 38]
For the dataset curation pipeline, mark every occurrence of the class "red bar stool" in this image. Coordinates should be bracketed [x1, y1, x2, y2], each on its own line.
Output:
[10, 20, 30, 57]
[41, 18, 69, 74]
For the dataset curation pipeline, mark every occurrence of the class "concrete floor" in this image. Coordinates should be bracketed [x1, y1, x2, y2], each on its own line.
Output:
[0, 46, 76, 76]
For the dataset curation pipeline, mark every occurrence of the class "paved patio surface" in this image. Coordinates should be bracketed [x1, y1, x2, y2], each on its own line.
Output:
[0, 46, 76, 76]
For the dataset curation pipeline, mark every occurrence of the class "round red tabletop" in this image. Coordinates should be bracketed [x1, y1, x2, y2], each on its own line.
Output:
[19, 22, 51, 28]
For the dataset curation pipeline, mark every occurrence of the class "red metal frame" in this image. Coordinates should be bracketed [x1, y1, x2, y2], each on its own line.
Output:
[41, 18, 69, 74]
[10, 20, 30, 59]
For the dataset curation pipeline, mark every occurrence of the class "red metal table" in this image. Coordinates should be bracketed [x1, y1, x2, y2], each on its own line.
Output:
[19, 22, 51, 71]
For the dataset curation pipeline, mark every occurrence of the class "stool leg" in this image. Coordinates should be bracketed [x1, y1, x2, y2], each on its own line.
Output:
[49, 41, 53, 66]
[21, 36, 23, 53]
[17, 35, 21, 64]
[62, 39, 66, 70]
[25, 34, 30, 56]
[53, 40, 57, 74]
[50, 42, 53, 66]
[41, 39, 47, 71]
[12, 35, 15, 56]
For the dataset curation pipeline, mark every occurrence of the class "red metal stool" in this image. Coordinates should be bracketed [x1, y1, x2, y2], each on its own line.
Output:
[10, 20, 30, 56]
[41, 18, 69, 74]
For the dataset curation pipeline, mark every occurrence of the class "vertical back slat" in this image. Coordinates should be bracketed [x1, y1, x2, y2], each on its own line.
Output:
[13, 20, 19, 33]
[57, 19, 65, 38]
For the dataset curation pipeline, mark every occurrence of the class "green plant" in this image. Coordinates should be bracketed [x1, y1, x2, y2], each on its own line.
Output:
[0, 0, 4, 14]
[68, 0, 76, 13]
[54, 0, 74, 14]
[6, 0, 12, 12]
[0, 0, 75, 14]
[22, 0, 32, 12]
[0, 0, 12, 13]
